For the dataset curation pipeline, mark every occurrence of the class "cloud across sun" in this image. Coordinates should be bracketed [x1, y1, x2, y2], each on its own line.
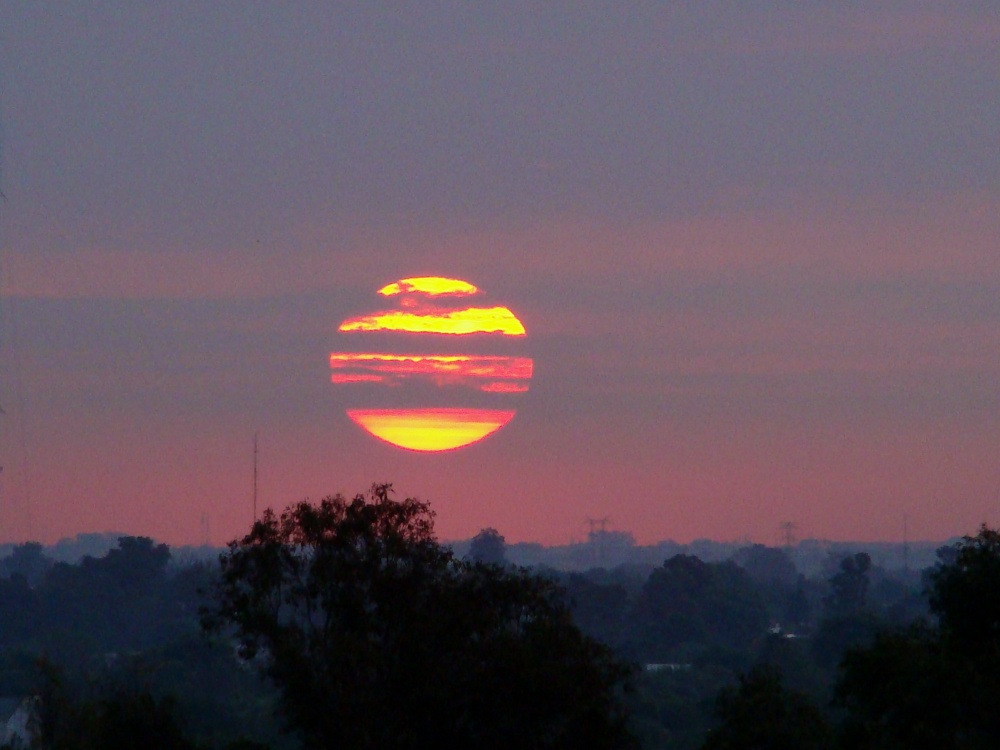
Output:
[331, 277, 532, 452]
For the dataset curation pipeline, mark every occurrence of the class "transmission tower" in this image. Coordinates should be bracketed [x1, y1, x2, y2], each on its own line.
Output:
[903, 515, 910, 573]
[586, 516, 610, 565]
[778, 521, 797, 548]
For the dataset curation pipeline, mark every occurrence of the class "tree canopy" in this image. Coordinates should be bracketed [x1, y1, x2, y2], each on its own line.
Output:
[702, 665, 832, 750]
[469, 526, 507, 566]
[205, 484, 637, 750]
[631, 555, 769, 662]
[834, 525, 1000, 749]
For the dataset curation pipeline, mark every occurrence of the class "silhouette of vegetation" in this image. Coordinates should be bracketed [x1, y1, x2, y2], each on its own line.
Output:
[0, 543, 52, 588]
[204, 484, 637, 750]
[28, 663, 198, 750]
[835, 525, 1000, 749]
[824, 552, 871, 617]
[468, 526, 507, 565]
[928, 524, 1000, 650]
[2, 507, 995, 749]
[630, 555, 769, 663]
[701, 665, 832, 750]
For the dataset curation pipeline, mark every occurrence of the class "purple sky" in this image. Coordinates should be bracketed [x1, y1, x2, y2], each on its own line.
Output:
[1, 3, 999, 546]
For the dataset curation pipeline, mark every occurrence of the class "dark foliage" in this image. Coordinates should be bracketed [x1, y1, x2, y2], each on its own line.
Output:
[731, 545, 798, 590]
[0, 512, 971, 750]
[28, 663, 199, 750]
[928, 524, 1000, 651]
[560, 572, 631, 648]
[468, 526, 508, 565]
[0, 543, 52, 587]
[630, 555, 769, 662]
[823, 553, 871, 618]
[834, 525, 1000, 749]
[809, 612, 882, 670]
[701, 665, 832, 750]
[835, 626, 963, 750]
[205, 484, 637, 750]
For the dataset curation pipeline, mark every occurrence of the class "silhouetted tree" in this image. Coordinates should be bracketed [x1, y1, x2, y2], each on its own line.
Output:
[95, 536, 171, 595]
[468, 526, 507, 565]
[928, 524, 1000, 652]
[28, 663, 199, 750]
[205, 484, 637, 750]
[560, 573, 631, 647]
[37, 536, 176, 656]
[0, 572, 38, 645]
[824, 553, 871, 617]
[630, 555, 768, 662]
[702, 665, 832, 750]
[0, 542, 52, 586]
[806, 552, 881, 670]
[835, 625, 956, 750]
[732, 545, 798, 589]
[810, 611, 882, 671]
[835, 525, 1000, 749]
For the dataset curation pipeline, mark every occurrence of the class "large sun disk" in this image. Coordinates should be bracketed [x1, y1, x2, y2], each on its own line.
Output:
[335, 277, 528, 452]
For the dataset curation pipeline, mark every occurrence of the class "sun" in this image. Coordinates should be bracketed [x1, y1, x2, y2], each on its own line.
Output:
[331, 277, 532, 451]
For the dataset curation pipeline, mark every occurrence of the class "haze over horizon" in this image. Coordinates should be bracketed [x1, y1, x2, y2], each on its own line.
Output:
[1, 4, 999, 547]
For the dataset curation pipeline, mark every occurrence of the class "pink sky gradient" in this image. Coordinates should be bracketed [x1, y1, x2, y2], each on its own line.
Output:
[1, 4, 998, 547]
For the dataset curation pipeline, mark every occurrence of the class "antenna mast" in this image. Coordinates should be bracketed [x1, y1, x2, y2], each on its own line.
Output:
[779, 521, 797, 548]
[586, 516, 610, 565]
[903, 514, 910, 573]
[252, 432, 258, 524]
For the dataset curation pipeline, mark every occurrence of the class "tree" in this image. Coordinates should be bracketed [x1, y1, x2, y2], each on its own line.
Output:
[560, 573, 631, 648]
[824, 553, 871, 617]
[834, 526, 1000, 748]
[928, 524, 1000, 652]
[94, 536, 171, 596]
[468, 526, 507, 565]
[732, 544, 798, 589]
[38, 536, 175, 657]
[0, 542, 52, 587]
[835, 626, 958, 750]
[205, 484, 637, 750]
[808, 552, 879, 670]
[629, 555, 769, 662]
[702, 665, 832, 750]
[0, 572, 38, 646]
[28, 663, 199, 750]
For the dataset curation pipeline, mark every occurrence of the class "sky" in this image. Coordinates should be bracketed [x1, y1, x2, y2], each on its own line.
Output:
[1, 3, 999, 547]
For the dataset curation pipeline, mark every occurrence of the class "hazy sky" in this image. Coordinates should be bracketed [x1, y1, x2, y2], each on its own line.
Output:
[1, 3, 999, 546]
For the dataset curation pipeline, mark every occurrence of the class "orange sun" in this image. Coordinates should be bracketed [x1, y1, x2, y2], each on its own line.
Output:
[331, 277, 532, 452]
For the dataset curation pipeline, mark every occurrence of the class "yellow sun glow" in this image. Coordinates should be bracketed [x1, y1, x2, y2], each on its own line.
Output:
[378, 277, 479, 297]
[338, 306, 526, 336]
[346, 408, 516, 452]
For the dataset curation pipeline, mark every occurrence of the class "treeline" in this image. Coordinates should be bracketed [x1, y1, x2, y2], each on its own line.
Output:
[548, 543, 927, 748]
[459, 526, 928, 748]
[0, 501, 997, 749]
[0, 539, 286, 749]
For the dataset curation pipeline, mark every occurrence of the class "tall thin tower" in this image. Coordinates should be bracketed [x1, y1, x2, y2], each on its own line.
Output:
[779, 521, 797, 548]
[586, 516, 610, 565]
[903, 515, 910, 573]
[252, 432, 258, 524]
